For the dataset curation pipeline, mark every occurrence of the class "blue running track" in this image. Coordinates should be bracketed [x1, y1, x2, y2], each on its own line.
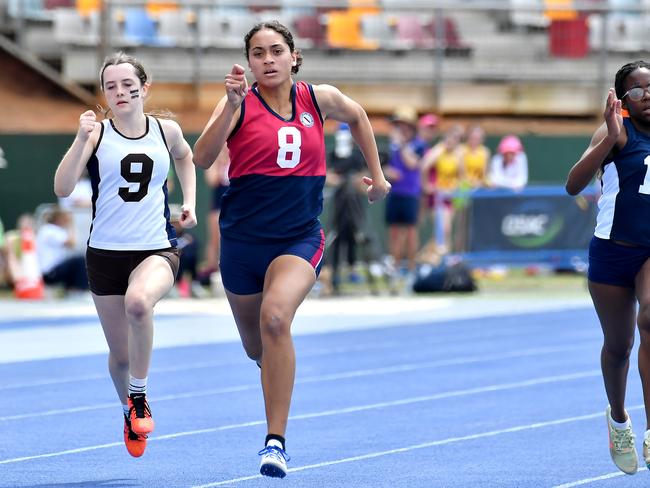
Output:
[1, 301, 648, 487]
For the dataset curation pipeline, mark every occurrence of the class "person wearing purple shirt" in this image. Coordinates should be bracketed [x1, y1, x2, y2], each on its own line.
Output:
[384, 106, 428, 279]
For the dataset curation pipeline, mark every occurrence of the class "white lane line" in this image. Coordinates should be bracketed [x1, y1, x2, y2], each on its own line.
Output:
[191, 405, 646, 488]
[0, 372, 107, 390]
[0, 343, 598, 421]
[0, 369, 603, 464]
[0, 441, 123, 465]
[0, 341, 401, 391]
[0, 384, 257, 421]
[552, 467, 645, 487]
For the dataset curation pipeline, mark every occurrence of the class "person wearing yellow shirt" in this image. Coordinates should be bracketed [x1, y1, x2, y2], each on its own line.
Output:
[420, 125, 463, 253]
[460, 125, 490, 188]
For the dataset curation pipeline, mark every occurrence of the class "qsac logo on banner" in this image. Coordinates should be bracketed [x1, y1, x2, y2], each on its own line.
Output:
[501, 212, 564, 248]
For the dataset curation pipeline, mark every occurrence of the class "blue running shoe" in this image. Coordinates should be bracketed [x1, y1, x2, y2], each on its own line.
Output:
[258, 445, 290, 478]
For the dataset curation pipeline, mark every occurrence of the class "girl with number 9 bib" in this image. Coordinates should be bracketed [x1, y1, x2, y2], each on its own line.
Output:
[54, 52, 197, 458]
[194, 21, 390, 478]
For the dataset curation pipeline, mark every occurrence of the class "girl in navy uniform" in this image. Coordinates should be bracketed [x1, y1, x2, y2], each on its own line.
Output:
[54, 52, 197, 458]
[567, 60, 650, 475]
[194, 21, 390, 478]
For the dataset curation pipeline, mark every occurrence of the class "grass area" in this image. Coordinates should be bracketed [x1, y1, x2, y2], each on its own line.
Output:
[320, 265, 588, 299]
[474, 268, 588, 298]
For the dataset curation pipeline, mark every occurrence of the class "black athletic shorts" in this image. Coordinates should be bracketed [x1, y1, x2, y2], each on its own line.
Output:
[86, 246, 180, 296]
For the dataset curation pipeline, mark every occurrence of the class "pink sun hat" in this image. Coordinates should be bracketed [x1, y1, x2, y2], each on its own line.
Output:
[418, 113, 439, 128]
[497, 135, 523, 154]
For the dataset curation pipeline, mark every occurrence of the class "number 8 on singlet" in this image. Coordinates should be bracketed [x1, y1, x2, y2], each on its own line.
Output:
[276, 126, 302, 169]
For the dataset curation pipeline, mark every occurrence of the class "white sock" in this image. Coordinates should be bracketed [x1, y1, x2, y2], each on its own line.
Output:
[129, 375, 147, 396]
[610, 411, 630, 430]
[266, 439, 283, 449]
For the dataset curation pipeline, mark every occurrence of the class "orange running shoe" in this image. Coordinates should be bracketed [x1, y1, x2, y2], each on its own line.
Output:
[128, 393, 155, 435]
[123, 414, 147, 457]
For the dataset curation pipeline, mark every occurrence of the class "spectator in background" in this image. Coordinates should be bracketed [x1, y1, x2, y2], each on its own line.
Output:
[4, 214, 36, 290]
[416, 114, 441, 224]
[200, 148, 230, 282]
[36, 207, 88, 294]
[0, 148, 9, 287]
[58, 169, 93, 210]
[417, 113, 440, 147]
[170, 205, 208, 298]
[0, 146, 7, 169]
[58, 168, 94, 254]
[384, 106, 428, 279]
[487, 134, 528, 190]
[0, 217, 9, 289]
[460, 125, 490, 188]
[416, 115, 442, 258]
[325, 122, 376, 295]
[420, 124, 464, 254]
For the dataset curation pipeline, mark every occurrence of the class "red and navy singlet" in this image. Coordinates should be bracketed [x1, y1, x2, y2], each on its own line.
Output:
[221, 81, 326, 242]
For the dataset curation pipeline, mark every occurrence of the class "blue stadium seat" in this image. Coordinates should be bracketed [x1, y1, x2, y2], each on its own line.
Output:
[122, 8, 170, 46]
[8, 0, 49, 20]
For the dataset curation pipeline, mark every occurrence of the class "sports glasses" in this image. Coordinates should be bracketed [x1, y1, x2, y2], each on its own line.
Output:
[622, 86, 650, 102]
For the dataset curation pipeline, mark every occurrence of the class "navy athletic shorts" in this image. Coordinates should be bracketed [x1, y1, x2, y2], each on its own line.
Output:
[588, 236, 650, 288]
[220, 228, 325, 295]
[385, 193, 419, 225]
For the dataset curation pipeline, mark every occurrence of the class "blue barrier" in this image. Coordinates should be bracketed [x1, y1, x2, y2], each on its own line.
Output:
[457, 185, 598, 270]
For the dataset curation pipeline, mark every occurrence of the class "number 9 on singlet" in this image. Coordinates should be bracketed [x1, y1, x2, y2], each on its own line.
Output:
[276, 126, 302, 169]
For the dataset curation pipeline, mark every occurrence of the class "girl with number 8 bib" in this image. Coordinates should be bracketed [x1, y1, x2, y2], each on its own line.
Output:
[54, 52, 197, 458]
[194, 21, 390, 478]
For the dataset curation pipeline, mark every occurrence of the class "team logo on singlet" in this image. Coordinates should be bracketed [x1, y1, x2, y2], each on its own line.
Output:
[300, 112, 314, 128]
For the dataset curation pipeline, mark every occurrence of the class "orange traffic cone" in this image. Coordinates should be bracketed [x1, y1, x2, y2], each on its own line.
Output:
[14, 227, 44, 299]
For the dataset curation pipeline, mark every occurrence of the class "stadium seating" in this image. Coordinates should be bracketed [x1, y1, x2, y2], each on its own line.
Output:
[588, 11, 644, 53]
[326, 10, 378, 50]
[53, 7, 91, 44]
[157, 9, 195, 47]
[426, 17, 472, 56]
[75, 0, 98, 17]
[121, 8, 161, 46]
[196, 9, 255, 49]
[8, 0, 49, 20]
[293, 13, 326, 48]
[145, 0, 178, 17]
[360, 13, 396, 50]
[509, 0, 550, 30]
[395, 15, 435, 49]
[223, 12, 257, 47]
[197, 11, 226, 48]
[44, 0, 74, 10]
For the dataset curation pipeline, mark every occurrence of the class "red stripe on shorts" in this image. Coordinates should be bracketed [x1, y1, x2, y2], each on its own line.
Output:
[310, 229, 325, 268]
